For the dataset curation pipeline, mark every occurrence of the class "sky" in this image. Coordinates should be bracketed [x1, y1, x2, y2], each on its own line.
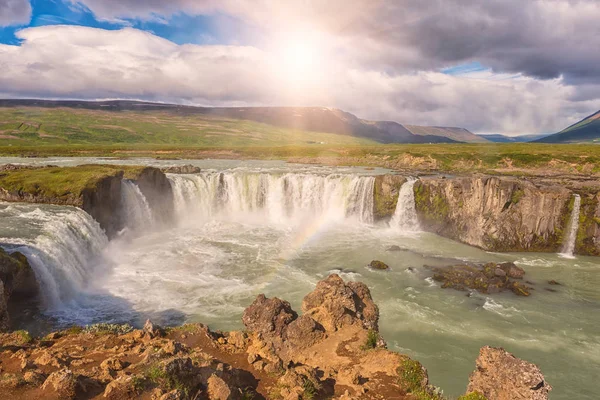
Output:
[0, 0, 599, 135]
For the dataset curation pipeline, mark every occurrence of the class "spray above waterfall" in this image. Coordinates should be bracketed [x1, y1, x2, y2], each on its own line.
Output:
[391, 178, 420, 232]
[560, 194, 581, 259]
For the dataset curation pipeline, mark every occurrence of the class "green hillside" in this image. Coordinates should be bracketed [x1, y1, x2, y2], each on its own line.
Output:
[0, 106, 379, 147]
[536, 110, 600, 143]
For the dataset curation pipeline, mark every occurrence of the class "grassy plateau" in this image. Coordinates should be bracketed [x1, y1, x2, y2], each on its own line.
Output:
[1, 106, 599, 176]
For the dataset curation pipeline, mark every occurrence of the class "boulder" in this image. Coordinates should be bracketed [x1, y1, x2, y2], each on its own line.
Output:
[242, 294, 297, 339]
[103, 375, 138, 399]
[498, 262, 525, 279]
[302, 274, 379, 332]
[467, 346, 551, 400]
[431, 263, 531, 296]
[368, 260, 390, 270]
[284, 315, 325, 349]
[41, 369, 80, 400]
[143, 319, 164, 338]
[207, 374, 235, 400]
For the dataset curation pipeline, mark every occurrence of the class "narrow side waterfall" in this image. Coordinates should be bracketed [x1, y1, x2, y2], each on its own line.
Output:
[168, 172, 375, 225]
[391, 178, 420, 231]
[120, 180, 154, 231]
[560, 194, 581, 258]
[0, 204, 108, 308]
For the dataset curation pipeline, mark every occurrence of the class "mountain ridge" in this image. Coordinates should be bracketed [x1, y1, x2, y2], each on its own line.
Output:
[535, 110, 600, 143]
[0, 99, 480, 144]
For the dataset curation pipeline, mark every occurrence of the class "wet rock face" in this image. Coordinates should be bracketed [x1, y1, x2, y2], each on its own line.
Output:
[302, 274, 379, 331]
[0, 248, 39, 331]
[467, 346, 552, 400]
[374, 175, 407, 221]
[82, 173, 124, 238]
[431, 262, 531, 296]
[133, 167, 175, 227]
[414, 176, 572, 253]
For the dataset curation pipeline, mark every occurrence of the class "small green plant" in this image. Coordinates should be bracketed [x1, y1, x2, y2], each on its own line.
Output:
[302, 377, 319, 400]
[131, 375, 146, 393]
[83, 323, 134, 335]
[145, 364, 189, 397]
[14, 330, 33, 344]
[458, 391, 487, 400]
[395, 358, 446, 400]
[65, 325, 84, 335]
[240, 388, 256, 400]
[361, 329, 378, 350]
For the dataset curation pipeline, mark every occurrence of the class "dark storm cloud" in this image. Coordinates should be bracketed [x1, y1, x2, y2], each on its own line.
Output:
[0, 0, 32, 26]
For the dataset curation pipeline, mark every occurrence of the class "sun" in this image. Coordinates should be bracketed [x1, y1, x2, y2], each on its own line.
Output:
[273, 32, 326, 86]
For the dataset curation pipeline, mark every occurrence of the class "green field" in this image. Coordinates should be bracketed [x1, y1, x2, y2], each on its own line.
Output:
[1, 107, 600, 176]
[0, 107, 377, 147]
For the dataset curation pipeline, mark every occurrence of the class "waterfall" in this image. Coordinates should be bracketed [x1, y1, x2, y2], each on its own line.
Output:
[168, 172, 375, 225]
[0, 204, 108, 308]
[391, 178, 420, 232]
[560, 194, 581, 258]
[120, 180, 154, 231]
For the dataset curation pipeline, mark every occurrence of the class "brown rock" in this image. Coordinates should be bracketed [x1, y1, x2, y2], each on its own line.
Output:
[242, 294, 297, 338]
[143, 319, 164, 338]
[35, 351, 64, 368]
[284, 315, 325, 349]
[103, 375, 138, 399]
[499, 262, 525, 279]
[226, 331, 247, 350]
[302, 274, 379, 332]
[207, 374, 233, 400]
[159, 389, 187, 400]
[42, 369, 80, 400]
[23, 370, 46, 386]
[0, 373, 24, 389]
[467, 346, 551, 400]
[368, 260, 390, 270]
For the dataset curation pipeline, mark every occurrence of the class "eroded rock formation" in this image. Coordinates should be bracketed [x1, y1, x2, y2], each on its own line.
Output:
[467, 346, 552, 400]
[414, 176, 573, 253]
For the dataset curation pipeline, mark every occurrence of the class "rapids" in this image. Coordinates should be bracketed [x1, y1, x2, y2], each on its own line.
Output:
[0, 158, 599, 399]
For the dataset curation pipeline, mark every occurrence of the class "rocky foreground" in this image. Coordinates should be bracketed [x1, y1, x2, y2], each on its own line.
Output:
[0, 275, 551, 400]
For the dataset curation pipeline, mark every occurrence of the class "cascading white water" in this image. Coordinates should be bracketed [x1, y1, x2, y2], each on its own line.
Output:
[0, 204, 108, 308]
[168, 172, 375, 225]
[120, 180, 154, 231]
[391, 177, 420, 231]
[560, 194, 581, 258]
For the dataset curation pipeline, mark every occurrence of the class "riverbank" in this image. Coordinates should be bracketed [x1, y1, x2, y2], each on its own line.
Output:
[2, 143, 600, 177]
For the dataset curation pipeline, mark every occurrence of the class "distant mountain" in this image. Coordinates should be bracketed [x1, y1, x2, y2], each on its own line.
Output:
[0, 99, 474, 144]
[535, 110, 600, 143]
[479, 134, 551, 143]
[406, 125, 488, 143]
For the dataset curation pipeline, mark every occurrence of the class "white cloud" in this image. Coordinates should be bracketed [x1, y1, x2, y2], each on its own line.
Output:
[0, 25, 592, 134]
[0, 0, 31, 26]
